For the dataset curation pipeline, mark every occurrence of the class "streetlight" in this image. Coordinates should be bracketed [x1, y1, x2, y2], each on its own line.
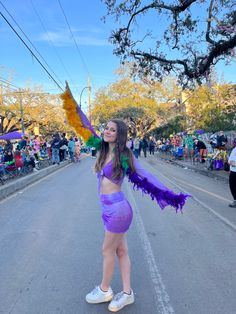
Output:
[79, 86, 91, 108]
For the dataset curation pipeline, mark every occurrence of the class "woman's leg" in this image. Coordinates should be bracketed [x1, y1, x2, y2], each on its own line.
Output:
[100, 231, 124, 291]
[116, 236, 131, 294]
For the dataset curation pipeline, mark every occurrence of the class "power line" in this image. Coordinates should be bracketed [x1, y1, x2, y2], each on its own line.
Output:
[0, 78, 19, 90]
[0, 7, 63, 91]
[30, 0, 75, 87]
[57, 0, 91, 77]
[0, 0, 64, 88]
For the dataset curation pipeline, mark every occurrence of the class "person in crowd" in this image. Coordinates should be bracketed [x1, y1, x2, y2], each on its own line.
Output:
[210, 132, 218, 149]
[141, 137, 148, 157]
[228, 138, 236, 208]
[3, 140, 13, 153]
[193, 139, 207, 163]
[217, 131, 228, 150]
[24, 147, 37, 171]
[59, 133, 68, 161]
[74, 138, 81, 162]
[148, 138, 155, 155]
[18, 136, 27, 150]
[126, 137, 133, 150]
[14, 150, 24, 168]
[68, 137, 75, 162]
[12, 141, 18, 151]
[170, 134, 176, 147]
[33, 135, 40, 161]
[133, 137, 140, 158]
[85, 119, 190, 312]
[51, 133, 61, 165]
[183, 133, 194, 160]
[3, 150, 14, 164]
[46, 138, 52, 160]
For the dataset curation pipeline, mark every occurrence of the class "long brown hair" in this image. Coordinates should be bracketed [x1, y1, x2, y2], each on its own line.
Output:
[95, 119, 135, 179]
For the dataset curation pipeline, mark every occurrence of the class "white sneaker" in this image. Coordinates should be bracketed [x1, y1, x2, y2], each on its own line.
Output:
[108, 290, 134, 312]
[86, 286, 113, 304]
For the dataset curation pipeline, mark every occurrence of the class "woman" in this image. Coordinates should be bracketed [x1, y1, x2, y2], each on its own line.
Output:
[51, 133, 61, 165]
[85, 119, 190, 312]
[228, 138, 236, 208]
[68, 137, 75, 162]
[74, 137, 81, 162]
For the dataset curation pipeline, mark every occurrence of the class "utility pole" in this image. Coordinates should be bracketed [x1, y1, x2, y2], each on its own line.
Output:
[88, 77, 91, 121]
[19, 89, 25, 133]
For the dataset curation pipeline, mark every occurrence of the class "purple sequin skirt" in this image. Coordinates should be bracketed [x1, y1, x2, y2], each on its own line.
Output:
[99, 191, 133, 233]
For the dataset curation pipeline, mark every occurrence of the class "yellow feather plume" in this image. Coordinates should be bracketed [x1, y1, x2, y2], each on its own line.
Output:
[60, 86, 91, 141]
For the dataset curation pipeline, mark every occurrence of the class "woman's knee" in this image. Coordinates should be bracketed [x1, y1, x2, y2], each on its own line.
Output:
[116, 245, 128, 258]
[102, 244, 116, 258]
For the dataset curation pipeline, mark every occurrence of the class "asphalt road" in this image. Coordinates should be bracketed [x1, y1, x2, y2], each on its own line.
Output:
[0, 155, 235, 314]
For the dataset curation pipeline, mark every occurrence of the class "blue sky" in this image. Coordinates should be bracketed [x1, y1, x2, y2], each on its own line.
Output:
[0, 0, 235, 105]
[0, 0, 121, 101]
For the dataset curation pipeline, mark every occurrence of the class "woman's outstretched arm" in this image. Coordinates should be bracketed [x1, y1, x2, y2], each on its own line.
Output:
[127, 158, 191, 212]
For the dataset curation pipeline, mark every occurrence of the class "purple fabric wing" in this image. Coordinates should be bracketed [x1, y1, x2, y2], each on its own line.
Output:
[127, 158, 191, 212]
[76, 105, 98, 137]
[65, 81, 98, 138]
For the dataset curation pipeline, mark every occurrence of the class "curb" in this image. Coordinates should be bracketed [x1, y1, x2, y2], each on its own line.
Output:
[0, 161, 70, 201]
[157, 155, 229, 184]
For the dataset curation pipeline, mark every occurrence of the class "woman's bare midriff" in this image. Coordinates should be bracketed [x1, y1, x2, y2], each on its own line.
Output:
[100, 176, 121, 195]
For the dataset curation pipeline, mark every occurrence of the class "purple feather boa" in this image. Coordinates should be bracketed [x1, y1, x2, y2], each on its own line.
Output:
[127, 170, 190, 213]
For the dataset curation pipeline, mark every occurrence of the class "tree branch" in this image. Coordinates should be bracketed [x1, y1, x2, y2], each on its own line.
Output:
[130, 50, 193, 77]
[113, 0, 197, 43]
[206, 0, 216, 45]
[199, 34, 236, 75]
[104, 0, 236, 86]
[131, 32, 236, 80]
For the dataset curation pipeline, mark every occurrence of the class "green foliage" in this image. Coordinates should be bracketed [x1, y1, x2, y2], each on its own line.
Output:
[151, 116, 187, 138]
[0, 86, 72, 136]
[91, 74, 182, 136]
[183, 84, 236, 132]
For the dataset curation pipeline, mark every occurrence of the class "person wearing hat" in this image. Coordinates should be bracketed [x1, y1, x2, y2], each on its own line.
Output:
[228, 138, 236, 208]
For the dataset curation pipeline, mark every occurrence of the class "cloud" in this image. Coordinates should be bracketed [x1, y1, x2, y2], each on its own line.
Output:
[38, 29, 110, 47]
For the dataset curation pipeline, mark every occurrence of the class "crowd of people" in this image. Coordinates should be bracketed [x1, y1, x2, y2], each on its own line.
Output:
[146, 130, 234, 168]
[125, 130, 234, 165]
[0, 129, 235, 209]
[126, 136, 156, 158]
[0, 133, 82, 180]
[125, 131, 236, 209]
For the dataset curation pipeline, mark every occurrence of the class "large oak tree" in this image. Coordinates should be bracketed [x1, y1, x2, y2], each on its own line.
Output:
[103, 0, 236, 87]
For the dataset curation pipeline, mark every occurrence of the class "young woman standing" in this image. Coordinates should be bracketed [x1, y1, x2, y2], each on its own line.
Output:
[85, 119, 190, 312]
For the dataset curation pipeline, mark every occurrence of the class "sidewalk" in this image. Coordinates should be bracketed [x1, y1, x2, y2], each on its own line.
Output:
[155, 151, 229, 183]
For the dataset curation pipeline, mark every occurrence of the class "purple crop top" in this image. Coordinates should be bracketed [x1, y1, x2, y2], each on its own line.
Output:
[97, 158, 191, 212]
[97, 160, 124, 189]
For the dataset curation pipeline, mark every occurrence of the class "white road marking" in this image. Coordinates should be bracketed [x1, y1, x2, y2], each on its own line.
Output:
[146, 162, 236, 232]
[125, 181, 175, 314]
[171, 177, 231, 202]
